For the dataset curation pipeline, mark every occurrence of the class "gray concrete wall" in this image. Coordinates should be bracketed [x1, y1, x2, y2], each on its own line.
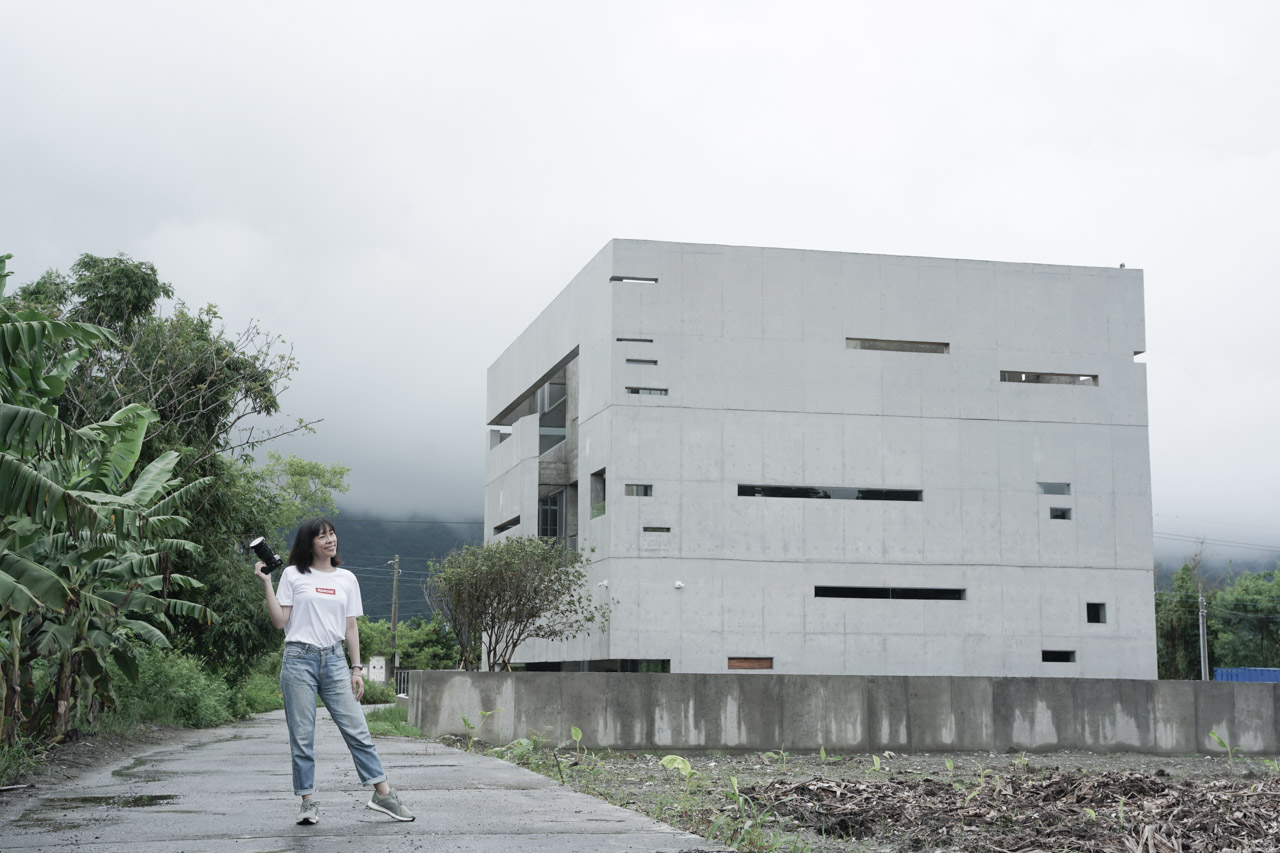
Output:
[409, 671, 1279, 755]
[486, 239, 1156, 678]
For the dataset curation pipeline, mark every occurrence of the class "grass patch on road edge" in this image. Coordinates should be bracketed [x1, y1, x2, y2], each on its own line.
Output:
[366, 704, 422, 738]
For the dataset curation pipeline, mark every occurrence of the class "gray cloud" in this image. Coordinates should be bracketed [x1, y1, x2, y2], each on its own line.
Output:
[2, 2, 1278, 562]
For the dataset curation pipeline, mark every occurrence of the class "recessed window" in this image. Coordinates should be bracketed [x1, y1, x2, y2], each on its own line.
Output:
[1001, 371, 1098, 386]
[738, 484, 922, 501]
[728, 657, 773, 670]
[625, 484, 653, 497]
[538, 491, 563, 540]
[610, 275, 659, 284]
[1087, 602, 1107, 624]
[815, 586, 965, 600]
[493, 515, 520, 535]
[642, 526, 671, 533]
[1049, 507, 1072, 520]
[625, 387, 668, 396]
[616, 337, 653, 343]
[1042, 650, 1076, 663]
[590, 469, 606, 518]
[846, 337, 949, 354]
[1038, 482, 1071, 495]
[625, 358, 658, 365]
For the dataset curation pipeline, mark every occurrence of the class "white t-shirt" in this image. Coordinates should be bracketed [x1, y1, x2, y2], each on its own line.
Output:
[274, 565, 364, 648]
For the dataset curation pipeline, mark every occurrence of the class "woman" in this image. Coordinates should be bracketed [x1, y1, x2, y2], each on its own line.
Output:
[255, 517, 415, 824]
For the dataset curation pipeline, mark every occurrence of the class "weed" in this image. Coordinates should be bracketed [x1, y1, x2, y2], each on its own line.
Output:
[1208, 730, 1241, 773]
[460, 707, 502, 752]
[660, 754, 698, 791]
[0, 737, 46, 786]
[818, 745, 842, 763]
[763, 746, 790, 769]
[569, 725, 587, 762]
[704, 776, 813, 853]
[365, 704, 423, 737]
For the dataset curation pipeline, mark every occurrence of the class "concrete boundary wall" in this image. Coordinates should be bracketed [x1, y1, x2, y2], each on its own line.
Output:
[407, 671, 1280, 755]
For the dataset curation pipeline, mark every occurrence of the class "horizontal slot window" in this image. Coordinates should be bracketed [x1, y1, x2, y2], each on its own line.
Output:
[728, 657, 773, 670]
[846, 337, 949, 354]
[738, 484, 922, 501]
[1049, 507, 1072, 520]
[642, 526, 671, 533]
[1001, 371, 1098, 386]
[1042, 650, 1076, 663]
[625, 387, 668, 396]
[616, 337, 653, 343]
[815, 586, 965, 600]
[625, 484, 653, 497]
[1038, 482, 1071, 495]
[610, 275, 659, 284]
[492, 516, 520, 535]
[625, 358, 658, 365]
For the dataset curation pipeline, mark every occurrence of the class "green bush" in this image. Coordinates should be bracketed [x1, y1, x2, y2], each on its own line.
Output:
[361, 681, 397, 705]
[101, 647, 234, 730]
[0, 736, 45, 786]
[237, 671, 284, 714]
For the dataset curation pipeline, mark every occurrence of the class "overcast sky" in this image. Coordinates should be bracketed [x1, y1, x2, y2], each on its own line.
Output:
[3, 2, 1277, 568]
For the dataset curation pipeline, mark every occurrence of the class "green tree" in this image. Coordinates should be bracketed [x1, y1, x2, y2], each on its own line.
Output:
[7, 253, 342, 678]
[356, 613, 460, 672]
[1, 253, 212, 742]
[1155, 555, 1215, 680]
[426, 536, 611, 671]
[1209, 567, 1280, 669]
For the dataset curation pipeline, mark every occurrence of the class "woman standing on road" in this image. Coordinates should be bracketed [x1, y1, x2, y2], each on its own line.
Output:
[255, 517, 415, 825]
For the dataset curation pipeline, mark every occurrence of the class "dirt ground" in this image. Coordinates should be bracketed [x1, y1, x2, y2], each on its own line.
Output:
[448, 740, 1280, 853]
[16, 728, 1280, 851]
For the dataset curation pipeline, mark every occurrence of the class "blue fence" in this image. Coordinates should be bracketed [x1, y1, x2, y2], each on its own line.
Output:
[1215, 667, 1280, 682]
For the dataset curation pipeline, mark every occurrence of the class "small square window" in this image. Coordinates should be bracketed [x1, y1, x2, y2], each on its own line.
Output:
[1087, 602, 1106, 623]
[1049, 507, 1072, 520]
[625, 484, 653, 497]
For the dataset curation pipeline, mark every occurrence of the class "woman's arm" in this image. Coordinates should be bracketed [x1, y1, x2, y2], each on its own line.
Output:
[345, 616, 365, 701]
[255, 562, 291, 630]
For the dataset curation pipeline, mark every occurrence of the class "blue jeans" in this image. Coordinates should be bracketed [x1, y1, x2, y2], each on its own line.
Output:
[280, 641, 387, 796]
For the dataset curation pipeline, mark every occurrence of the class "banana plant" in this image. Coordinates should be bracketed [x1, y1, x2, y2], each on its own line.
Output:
[1, 253, 212, 741]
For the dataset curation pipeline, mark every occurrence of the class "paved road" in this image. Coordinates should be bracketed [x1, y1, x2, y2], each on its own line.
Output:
[0, 708, 719, 853]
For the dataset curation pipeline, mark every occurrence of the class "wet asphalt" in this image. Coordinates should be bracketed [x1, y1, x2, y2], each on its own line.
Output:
[0, 708, 719, 853]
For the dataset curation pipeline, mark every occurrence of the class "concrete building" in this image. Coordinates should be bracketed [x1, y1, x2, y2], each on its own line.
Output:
[485, 239, 1156, 679]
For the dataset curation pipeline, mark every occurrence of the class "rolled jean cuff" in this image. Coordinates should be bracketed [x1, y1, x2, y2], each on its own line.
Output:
[362, 773, 387, 787]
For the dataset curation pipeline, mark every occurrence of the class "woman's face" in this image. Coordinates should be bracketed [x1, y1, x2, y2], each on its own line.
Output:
[313, 526, 337, 560]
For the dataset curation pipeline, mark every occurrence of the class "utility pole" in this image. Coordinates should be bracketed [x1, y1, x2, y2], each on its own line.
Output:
[1198, 581, 1208, 681]
[388, 554, 401, 691]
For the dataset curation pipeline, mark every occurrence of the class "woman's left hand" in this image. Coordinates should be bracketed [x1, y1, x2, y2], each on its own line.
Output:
[351, 672, 365, 702]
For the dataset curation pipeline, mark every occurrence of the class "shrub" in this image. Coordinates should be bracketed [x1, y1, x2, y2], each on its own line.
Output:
[0, 737, 45, 786]
[361, 681, 397, 705]
[101, 647, 233, 730]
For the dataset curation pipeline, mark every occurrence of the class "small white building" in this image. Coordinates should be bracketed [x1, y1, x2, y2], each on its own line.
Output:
[485, 239, 1156, 678]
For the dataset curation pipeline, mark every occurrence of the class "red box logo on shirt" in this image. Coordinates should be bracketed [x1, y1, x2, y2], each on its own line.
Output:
[315, 587, 336, 595]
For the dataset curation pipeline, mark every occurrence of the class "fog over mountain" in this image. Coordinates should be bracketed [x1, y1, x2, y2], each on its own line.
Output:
[3, 3, 1278, 566]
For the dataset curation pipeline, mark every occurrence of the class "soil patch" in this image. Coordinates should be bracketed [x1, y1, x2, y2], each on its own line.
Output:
[466, 743, 1280, 852]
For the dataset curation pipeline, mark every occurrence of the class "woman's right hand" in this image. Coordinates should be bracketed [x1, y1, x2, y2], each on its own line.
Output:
[254, 561, 271, 580]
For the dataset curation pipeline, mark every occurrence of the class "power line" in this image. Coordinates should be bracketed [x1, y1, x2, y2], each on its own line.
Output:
[1154, 531, 1280, 554]
[1155, 513, 1280, 534]
[336, 518, 483, 525]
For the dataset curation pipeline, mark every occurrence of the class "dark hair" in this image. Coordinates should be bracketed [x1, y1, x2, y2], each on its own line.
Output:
[288, 518, 342, 574]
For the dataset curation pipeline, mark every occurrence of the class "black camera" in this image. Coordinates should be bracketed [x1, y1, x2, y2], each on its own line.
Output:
[249, 536, 284, 571]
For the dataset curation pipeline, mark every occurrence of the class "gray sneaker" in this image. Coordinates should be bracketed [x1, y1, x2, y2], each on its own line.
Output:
[296, 798, 319, 825]
[367, 788, 415, 821]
